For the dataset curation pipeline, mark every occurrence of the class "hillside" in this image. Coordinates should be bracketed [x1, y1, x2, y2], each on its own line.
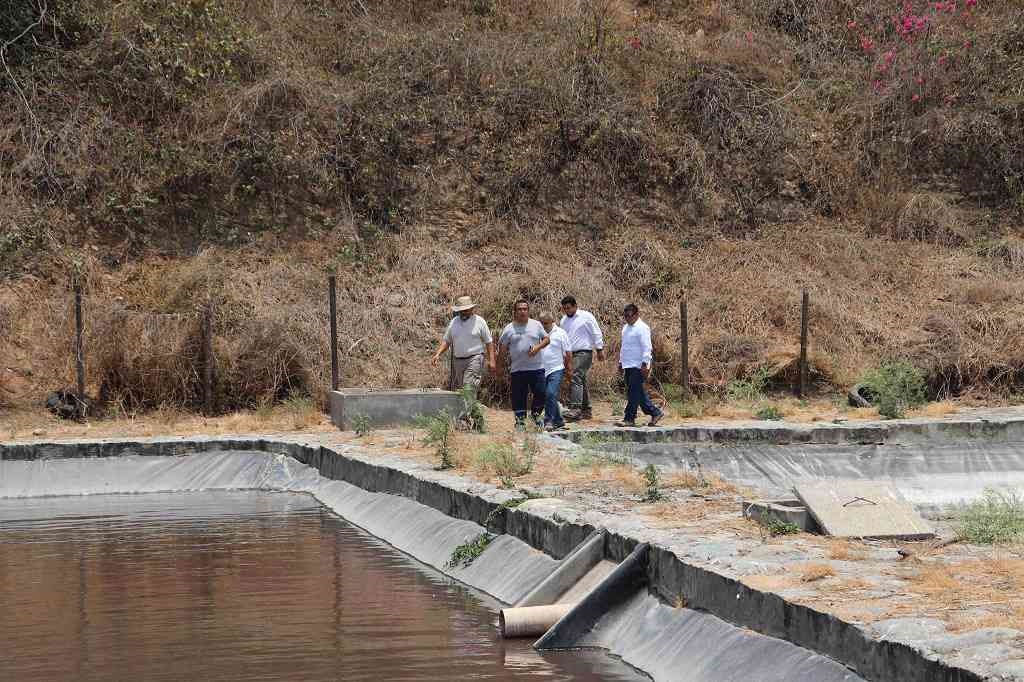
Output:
[2, 0, 1023, 415]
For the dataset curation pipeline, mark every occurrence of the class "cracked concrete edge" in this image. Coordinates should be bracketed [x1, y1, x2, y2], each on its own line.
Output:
[557, 414, 1024, 446]
[0, 436, 987, 682]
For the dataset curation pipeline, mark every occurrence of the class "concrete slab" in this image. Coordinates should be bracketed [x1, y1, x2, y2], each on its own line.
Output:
[795, 480, 935, 540]
[329, 388, 464, 430]
[741, 499, 819, 533]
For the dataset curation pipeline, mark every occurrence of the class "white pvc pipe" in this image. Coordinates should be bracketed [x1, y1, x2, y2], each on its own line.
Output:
[499, 604, 575, 638]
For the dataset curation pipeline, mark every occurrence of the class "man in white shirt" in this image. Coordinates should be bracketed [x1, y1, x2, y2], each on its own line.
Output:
[432, 296, 495, 399]
[559, 295, 604, 422]
[498, 300, 550, 429]
[538, 312, 573, 431]
[617, 303, 663, 428]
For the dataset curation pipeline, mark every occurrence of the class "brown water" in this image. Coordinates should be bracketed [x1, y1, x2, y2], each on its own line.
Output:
[0, 491, 645, 682]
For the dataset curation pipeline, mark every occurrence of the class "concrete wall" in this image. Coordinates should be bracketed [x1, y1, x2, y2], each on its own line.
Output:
[329, 389, 464, 429]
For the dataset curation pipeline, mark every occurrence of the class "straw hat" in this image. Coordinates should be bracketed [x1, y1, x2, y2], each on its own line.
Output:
[451, 295, 477, 312]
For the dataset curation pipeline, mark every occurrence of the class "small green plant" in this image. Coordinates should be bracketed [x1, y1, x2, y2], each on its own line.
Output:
[764, 515, 801, 537]
[954, 488, 1024, 545]
[417, 410, 455, 470]
[459, 387, 486, 433]
[641, 464, 664, 502]
[446, 532, 493, 568]
[859, 360, 927, 419]
[755, 405, 783, 421]
[672, 399, 706, 419]
[351, 414, 371, 436]
[610, 397, 625, 415]
[476, 437, 535, 488]
[726, 366, 772, 403]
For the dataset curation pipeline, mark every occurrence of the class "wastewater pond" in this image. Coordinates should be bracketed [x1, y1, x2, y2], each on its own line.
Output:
[0, 491, 645, 681]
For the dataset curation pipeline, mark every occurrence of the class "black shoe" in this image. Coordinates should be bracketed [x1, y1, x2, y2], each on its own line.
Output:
[578, 410, 593, 421]
[614, 420, 637, 428]
[648, 413, 664, 427]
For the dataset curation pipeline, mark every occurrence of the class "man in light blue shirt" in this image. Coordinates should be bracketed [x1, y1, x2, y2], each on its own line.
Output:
[498, 300, 550, 429]
[617, 303, 663, 427]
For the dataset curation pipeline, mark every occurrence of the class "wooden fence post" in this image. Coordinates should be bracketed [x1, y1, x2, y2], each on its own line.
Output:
[680, 298, 689, 398]
[202, 302, 214, 415]
[328, 275, 339, 392]
[798, 289, 809, 398]
[74, 282, 86, 416]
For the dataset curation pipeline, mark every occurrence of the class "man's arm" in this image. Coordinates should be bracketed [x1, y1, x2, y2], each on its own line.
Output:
[588, 313, 605, 361]
[563, 351, 573, 377]
[485, 341, 496, 373]
[528, 335, 550, 357]
[431, 339, 450, 366]
[640, 325, 653, 378]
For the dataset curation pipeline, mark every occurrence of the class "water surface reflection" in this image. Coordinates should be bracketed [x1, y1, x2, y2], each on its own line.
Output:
[0, 491, 644, 681]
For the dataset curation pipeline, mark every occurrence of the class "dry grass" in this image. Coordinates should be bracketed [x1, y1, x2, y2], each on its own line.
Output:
[899, 557, 1024, 630]
[826, 539, 866, 561]
[2, 0, 1024, 416]
[798, 562, 837, 583]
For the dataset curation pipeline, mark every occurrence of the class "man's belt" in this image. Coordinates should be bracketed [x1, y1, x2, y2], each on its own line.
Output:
[455, 352, 484, 360]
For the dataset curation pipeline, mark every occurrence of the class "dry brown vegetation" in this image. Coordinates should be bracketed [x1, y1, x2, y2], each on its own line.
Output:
[798, 562, 837, 583]
[2, 0, 1024, 416]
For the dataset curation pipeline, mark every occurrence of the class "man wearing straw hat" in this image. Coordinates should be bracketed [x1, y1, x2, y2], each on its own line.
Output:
[431, 296, 495, 399]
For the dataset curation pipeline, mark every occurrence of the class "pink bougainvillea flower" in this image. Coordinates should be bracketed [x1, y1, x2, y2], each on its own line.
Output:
[912, 94, 921, 102]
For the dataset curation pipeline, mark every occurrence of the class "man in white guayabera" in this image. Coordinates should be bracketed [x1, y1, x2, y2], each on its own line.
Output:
[538, 311, 573, 432]
[559, 295, 604, 422]
[432, 296, 496, 400]
[498, 300, 550, 430]
[617, 303, 663, 428]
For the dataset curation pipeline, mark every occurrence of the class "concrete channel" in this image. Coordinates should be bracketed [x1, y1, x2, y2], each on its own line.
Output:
[558, 409, 1024, 516]
[1, 428, 1020, 681]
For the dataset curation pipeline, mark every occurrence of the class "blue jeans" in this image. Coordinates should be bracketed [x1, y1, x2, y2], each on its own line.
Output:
[624, 367, 662, 422]
[510, 369, 545, 423]
[544, 370, 565, 427]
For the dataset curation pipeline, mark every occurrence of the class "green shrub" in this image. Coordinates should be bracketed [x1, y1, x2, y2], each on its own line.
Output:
[476, 438, 534, 488]
[642, 464, 663, 502]
[351, 413, 371, 437]
[460, 386, 486, 433]
[755, 405, 783, 421]
[955, 488, 1024, 545]
[860, 360, 927, 419]
[726, 366, 772, 403]
[764, 515, 801, 537]
[416, 410, 455, 470]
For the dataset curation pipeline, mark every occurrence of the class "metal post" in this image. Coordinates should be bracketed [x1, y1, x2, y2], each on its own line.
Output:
[203, 303, 214, 415]
[328, 275, 339, 391]
[448, 346, 455, 392]
[74, 283, 86, 414]
[798, 289, 809, 398]
[680, 298, 689, 398]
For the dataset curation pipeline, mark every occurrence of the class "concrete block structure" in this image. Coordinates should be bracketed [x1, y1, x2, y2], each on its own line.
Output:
[329, 388, 464, 430]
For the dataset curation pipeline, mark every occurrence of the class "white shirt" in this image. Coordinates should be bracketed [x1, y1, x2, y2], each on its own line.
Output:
[444, 314, 492, 358]
[541, 326, 571, 377]
[559, 309, 604, 352]
[619, 319, 653, 369]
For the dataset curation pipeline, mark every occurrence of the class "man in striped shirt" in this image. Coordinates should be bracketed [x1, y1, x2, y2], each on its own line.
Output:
[559, 295, 604, 422]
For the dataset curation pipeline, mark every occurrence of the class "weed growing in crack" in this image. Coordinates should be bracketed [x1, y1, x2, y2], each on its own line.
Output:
[642, 464, 664, 502]
[446, 532, 493, 569]
[351, 414, 371, 436]
[417, 409, 455, 470]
